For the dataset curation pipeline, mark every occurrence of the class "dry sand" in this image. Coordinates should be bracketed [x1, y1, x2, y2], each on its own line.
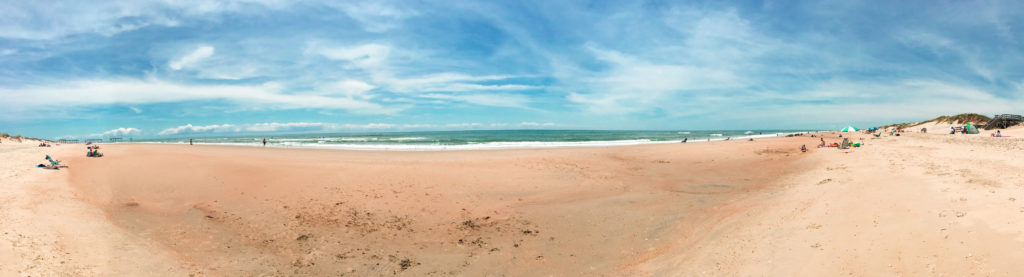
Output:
[2, 131, 1024, 276]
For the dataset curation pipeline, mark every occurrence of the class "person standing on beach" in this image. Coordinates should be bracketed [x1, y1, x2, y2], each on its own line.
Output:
[263, 138, 267, 147]
[190, 139, 193, 145]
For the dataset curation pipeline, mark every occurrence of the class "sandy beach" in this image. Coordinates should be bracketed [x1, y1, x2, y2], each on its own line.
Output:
[3, 130, 1024, 276]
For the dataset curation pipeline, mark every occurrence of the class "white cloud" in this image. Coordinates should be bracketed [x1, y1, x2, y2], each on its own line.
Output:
[158, 122, 329, 135]
[169, 45, 215, 70]
[100, 127, 141, 137]
[159, 124, 235, 135]
[713, 79, 1023, 127]
[564, 47, 741, 114]
[0, 49, 16, 56]
[445, 123, 482, 128]
[319, 80, 376, 99]
[420, 93, 531, 108]
[0, 78, 400, 118]
[383, 73, 525, 93]
[310, 43, 537, 107]
[519, 122, 555, 127]
[243, 122, 327, 132]
[326, 1, 416, 32]
[429, 83, 536, 92]
[156, 121, 502, 136]
[0, 0, 291, 40]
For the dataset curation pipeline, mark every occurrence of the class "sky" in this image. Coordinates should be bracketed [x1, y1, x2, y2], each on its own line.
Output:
[2, 0, 1024, 139]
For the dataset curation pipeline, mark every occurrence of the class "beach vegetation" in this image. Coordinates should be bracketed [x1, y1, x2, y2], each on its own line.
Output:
[929, 113, 991, 124]
[882, 113, 993, 129]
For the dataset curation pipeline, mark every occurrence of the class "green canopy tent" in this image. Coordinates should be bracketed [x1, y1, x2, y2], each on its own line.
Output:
[965, 123, 979, 134]
[841, 126, 859, 132]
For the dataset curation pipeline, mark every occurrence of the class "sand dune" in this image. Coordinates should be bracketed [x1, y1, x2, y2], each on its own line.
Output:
[3, 132, 1024, 275]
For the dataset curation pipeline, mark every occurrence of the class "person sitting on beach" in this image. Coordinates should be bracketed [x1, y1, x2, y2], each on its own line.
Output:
[801, 145, 807, 152]
[42, 155, 68, 169]
[86, 146, 103, 157]
[817, 138, 826, 148]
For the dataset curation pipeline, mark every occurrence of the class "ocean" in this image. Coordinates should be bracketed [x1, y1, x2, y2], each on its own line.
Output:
[131, 130, 816, 150]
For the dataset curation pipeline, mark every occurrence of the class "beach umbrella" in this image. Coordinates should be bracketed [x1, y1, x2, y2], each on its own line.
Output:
[841, 126, 859, 132]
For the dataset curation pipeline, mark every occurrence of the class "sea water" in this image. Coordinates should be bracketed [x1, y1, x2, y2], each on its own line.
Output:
[131, 130, 815, 150]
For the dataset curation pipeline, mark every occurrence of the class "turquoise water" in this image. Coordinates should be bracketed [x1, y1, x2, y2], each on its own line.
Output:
[131, 130, 815, 150]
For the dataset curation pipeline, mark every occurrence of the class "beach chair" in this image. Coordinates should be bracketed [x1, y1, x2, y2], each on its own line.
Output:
[839, 138, 851, 149]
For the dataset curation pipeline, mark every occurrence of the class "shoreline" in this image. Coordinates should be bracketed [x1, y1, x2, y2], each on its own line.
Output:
[117, 131, 818, 151]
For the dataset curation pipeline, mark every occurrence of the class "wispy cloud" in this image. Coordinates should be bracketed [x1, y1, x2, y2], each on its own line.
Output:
[563, 46, 741, 114]
[155, 121, 546, 136]
[0, 0, 291, 40]
[169, 45, 215, 70]
[518, 122, 555, 127]
[0, 79, 398, 118]
[158, 122, 328, 135]
[420, 93, 531, 108]
[100, 127, 141, 137]
[318, 80, 377, 99]
[382, 73, 532, 93]
[325, 1, 417, 32]
[312, 43, 393, 69]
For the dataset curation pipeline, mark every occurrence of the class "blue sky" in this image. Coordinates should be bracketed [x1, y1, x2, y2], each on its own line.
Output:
[2, 0, 1023, 139]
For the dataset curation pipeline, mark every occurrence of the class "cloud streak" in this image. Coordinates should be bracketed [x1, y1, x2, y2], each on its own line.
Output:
[95, 127, 141, 137]
[0, 78, 398, 118]
[169, 45, 215, 70]
[156, 121, 557, 136]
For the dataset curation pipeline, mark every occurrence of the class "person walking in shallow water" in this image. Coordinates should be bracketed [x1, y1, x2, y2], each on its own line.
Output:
[263, 138, 267, 147]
